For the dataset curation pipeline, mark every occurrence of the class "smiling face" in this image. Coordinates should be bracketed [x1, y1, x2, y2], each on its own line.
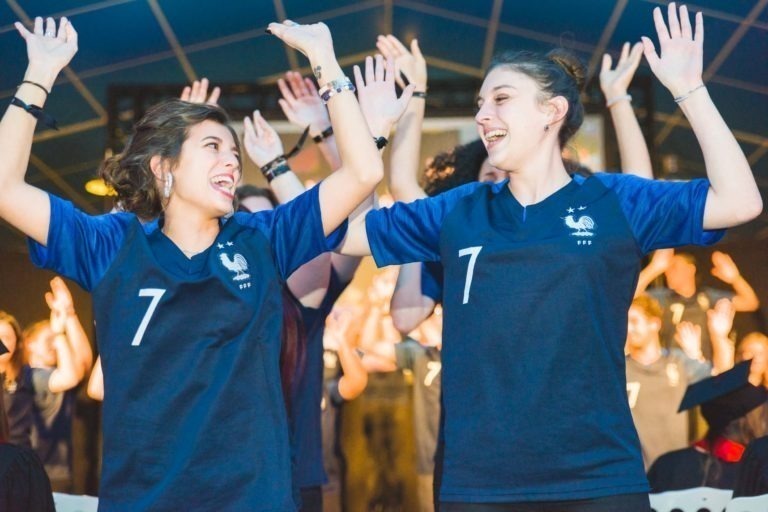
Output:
[475, 67, 553, 172]
[163, 120, 242, 219]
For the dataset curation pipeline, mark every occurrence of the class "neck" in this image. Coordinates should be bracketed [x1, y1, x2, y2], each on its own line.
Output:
[162, 207, 221, 258]
[629, 338, 663, 365]
[505, 147, 571, 206]
[672, 281, 696, 298]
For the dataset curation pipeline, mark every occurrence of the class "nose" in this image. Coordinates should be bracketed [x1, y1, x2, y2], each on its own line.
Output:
[475, 101, 492, 125]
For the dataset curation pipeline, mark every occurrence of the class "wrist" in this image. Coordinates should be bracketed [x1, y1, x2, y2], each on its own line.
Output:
[308, 54, 342, 87]
[24, 64, 58, 91]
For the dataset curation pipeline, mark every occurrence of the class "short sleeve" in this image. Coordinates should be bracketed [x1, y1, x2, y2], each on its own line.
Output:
[365, 182, 484, 268]
[594, 174, 725, 254]
[395, 340, 416, 371]
[27, 194, 132, 291]
[30, 368, 57, 410]
[421, 262, 444, 303]
[235, 184, 347, 281]
[671, 350, 712, 382]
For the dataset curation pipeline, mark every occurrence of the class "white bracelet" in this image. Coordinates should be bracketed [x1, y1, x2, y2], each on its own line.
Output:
[673, 84, 706, 104]
[606, 94, 631, 108]
[318, 77, 355, 104]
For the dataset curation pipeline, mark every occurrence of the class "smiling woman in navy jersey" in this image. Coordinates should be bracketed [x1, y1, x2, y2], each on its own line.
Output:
[0, 16, 412, 512]
[338, 4, 762, 511]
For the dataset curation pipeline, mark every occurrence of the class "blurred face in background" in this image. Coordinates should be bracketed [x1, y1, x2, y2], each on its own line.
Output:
[0, 321, 17, 366]
[664, 255, 697, 293]
[626, 306, 661, 351]
[25, 323, 57, 368]
[739, 334, 768, 385]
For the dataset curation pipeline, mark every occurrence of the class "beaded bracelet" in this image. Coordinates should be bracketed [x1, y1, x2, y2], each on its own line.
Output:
[318, 77, 355, 104]
[606, 94, 631, 108]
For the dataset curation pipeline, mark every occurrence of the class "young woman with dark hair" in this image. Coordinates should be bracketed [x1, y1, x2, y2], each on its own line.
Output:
[0, 16, 410, 511]
[338, 5, 761, 510]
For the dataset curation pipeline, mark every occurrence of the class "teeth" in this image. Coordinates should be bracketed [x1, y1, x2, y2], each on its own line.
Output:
[212, 175, 234, 187]
[484, 130, 507, 142]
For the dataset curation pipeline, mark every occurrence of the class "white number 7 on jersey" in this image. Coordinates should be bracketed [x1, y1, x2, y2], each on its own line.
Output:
[131, 288, 166, 346]
[458, 246, 482, 305]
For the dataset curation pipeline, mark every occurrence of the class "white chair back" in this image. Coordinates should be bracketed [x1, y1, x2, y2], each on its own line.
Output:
[52, 492, 99, 512]
[726, 494, 768, 512]
[649, 487, 733, 512]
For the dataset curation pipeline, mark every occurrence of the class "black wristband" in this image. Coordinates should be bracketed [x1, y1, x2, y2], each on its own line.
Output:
[260, 157, 291, 183]
[312, 126, 333, 144]
[10, 96, 58, 130]
[412, 91, 427, 99]
[373, 136, 388, 150]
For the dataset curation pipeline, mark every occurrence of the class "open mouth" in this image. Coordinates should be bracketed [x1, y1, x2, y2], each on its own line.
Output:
[210, 174, 235, 199]
[483, 129, 507, 148]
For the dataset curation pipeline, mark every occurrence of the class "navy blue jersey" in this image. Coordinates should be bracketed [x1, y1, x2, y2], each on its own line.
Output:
[365, 173, 723, 503]
[291, 269, 350, 489]
[28, 185, 344, 512]
[421, 262, 443, 303]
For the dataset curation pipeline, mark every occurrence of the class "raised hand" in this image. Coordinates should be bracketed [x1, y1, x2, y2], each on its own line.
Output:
[243, 110, 284, 168]
[267, 20, 334, 68]
[15, 16, 78, 84]
[600, 42, 643, 100]
[675, 321, 703, 360]
[710, 251, 741, 284]
[45, 277, 73, 335]
[277, 71, 330, 134]
[641, 3, 704, 98]
[707, 298, 735, 339]
[353, 55, 414, 138]
[648, 248, 674, 274]
[180, 78, 220, 105]
[375, 34, 427, 91]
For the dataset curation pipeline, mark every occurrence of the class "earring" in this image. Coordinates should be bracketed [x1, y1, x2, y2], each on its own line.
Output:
[163, 173, 173, 199]
[544, 125, 550, 132]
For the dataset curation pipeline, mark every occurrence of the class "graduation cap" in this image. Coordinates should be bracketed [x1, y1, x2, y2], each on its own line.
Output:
[679, 360, 768, 433]
[0, 337, 7, 356]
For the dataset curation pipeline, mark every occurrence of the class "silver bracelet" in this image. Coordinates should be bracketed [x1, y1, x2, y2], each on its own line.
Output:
[673, 84, 706, 104]
[318, 77, 355, 104]
[606, 94, 631, 108]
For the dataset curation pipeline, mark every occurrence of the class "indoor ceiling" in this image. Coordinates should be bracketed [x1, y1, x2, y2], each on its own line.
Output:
[0, 0, 766, 251]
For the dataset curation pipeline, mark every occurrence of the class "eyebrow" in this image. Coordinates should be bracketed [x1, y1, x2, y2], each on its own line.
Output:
[202, 135, 240, 154]
[476, 85, 517, 104]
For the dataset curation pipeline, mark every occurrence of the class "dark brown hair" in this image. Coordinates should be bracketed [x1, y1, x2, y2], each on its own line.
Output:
[0, 311, 24, 385]
[99, 99, 241, 220]
[422, 139, 489, 197]
[235, 185, 279, 212]
[486, 48, 586, 148]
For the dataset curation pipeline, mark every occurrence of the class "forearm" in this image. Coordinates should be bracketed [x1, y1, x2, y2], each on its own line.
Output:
[314, 53, 382, 186]
[635, 265, 663, 296]
[336, 343, 368, 400]
[87, 358, 103, 401]
[680, 89, 762, 227]
[730, 276, 760, 312]
[287, 253, 332, 308]
[710, 334, 734, 374]
[391, 263, 435, 334]
[389, 100, 427, 202]
[315, 134, 342, 171]
[49, 334, 80, 392]
[65, 313, 93, 377]
[609, 100, 653, 179]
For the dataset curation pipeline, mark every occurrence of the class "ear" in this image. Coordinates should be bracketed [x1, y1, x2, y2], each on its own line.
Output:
[149, 155, 168, 181]
[546, 95, 570, 126]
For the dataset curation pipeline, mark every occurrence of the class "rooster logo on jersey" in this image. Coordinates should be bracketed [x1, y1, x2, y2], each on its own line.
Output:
[217, 241, 251, 286]
[563, 206, 596, 245]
